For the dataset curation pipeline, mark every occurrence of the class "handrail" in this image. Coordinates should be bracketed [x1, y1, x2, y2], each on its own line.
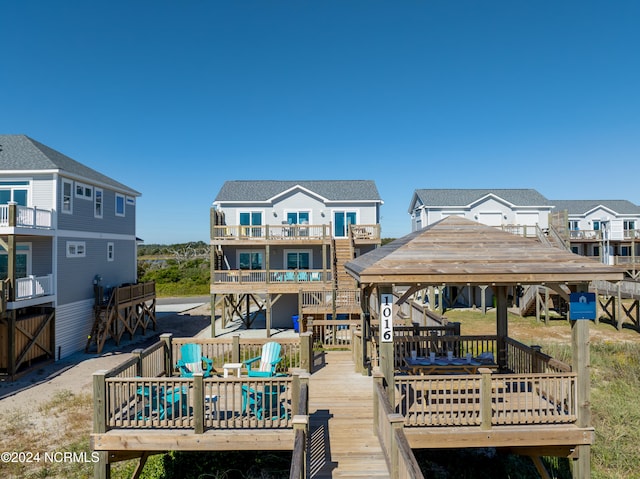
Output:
[373, 374, 425, 479]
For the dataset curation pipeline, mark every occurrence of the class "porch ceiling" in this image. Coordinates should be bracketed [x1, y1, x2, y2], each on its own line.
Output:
[345, 216, 626, 287]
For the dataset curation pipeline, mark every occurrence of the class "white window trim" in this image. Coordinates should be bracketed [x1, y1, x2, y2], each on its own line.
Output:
[62, 179, 73, 214]
[115, 193, 125, 217]
[284, 249, 313, 269]
[75, 181, 93, 200]
[107, 242, 114, 262]
[237, 210, 265, 225]
[66, 241, 86, 258]
[126, 196, 135, 205]
[94, 188, 103, 219]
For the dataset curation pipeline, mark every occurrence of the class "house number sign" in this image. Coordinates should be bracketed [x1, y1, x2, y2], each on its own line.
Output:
[381, 294, 394, 343]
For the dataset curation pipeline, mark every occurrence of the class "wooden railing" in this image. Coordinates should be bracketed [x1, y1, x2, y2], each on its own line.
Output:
[569, 229, 602, 240]
[211, 224, 331, 241]
[505, 337, 571, 374]
[395, 370, 577, 428]
[93, 340, 311, 433]
[349, 223, 381, 241]
[373, 373, 425, 479]
[213, 269, 332, 285]
[170, 334, 314, 375]
[289, 380, 310, 479]
[500, 224, 538, 238]
[306, 319, 358, 349]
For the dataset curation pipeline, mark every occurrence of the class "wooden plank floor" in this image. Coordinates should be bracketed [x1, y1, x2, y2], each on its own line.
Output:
[309, 351, 390, 478]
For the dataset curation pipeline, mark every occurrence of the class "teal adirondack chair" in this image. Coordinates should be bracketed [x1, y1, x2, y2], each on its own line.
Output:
[243, 342, 282, 377]
[175, 344, 214, 378]
[137, 385, 188, 420]
[241, 383, 287, 420]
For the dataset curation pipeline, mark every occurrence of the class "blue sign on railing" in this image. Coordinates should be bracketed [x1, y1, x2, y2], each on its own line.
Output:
[569, 292, 596, 320]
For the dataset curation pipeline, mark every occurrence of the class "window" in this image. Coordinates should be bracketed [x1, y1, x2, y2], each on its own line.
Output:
[126, 196, 135, 206]
[75, 182, 93, 199]
[0, 181, 29, 206]
[94, 188, 103, 218]
[593, 220, 601, 231]
[115, 194, 125, 217]
[593, 245, 600, 257]
[238, 251, 263, 270]
[624, 220, 636, 231]
[107, 242, 114, 261]
[62, 179, 73, 213]
[66, 241, 86, 258]
[568, 220, 579, 231]
[0, 244, 30, 279]
[286, 250, 311, 269]
[286, 211, 310, 225]
[621, 246, 631, 257]
[239, 211, 262, 237]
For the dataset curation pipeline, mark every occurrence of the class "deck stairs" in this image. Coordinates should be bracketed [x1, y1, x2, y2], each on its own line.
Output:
[309, 350, 390, 478]
[333, 239, 357, 290]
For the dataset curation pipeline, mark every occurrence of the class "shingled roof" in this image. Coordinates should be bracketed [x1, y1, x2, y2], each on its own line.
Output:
[214, 180, 382, 203]
[0, 134, 140, 195]
[551, 199, 640, 216]
[411, 189, 551, 211]
[345, 216, 625, 286]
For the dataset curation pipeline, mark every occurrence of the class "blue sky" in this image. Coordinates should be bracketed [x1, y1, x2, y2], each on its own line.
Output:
[2, 1, 639, 244]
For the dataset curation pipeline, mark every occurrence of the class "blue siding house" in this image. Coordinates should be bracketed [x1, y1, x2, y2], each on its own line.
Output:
[0, 135, 141, 376]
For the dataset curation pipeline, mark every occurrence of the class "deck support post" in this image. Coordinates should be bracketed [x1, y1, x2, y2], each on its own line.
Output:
[495, 286, 508, 370]
[193, 373, 204, 434]
[480, 368, 493, 430]
[571, 282, 592, 479]
[211, 294, 217, 337]
[372, 371, 384, 434]
[379, 286, 395, 405]
[93, 370, 110, 479]
[232, 334, 240, 363]
[480, 285, 487, 314]
[616, 283, 623, 330]
[160, 333, 173, 376]
[300, 332, 313, 373]
[389, 413, 404, 478]
[266, 293, 272, 338]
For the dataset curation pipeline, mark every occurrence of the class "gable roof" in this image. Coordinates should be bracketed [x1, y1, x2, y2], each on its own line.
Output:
[0, 134, 140, 195]
[551, 200, 640, 216]
[410, 189, 551, 212]
[214, 180, 383, 203]
[345, 216, 625, 286]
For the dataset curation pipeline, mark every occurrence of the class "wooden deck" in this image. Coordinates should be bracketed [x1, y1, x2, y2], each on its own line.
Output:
[309, 351, 390, 478]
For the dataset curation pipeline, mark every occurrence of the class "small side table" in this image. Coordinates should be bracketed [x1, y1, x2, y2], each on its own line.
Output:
[223, 362, 243, 378]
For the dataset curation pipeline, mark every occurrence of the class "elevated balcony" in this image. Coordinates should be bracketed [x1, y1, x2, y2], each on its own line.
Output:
[211, 223, 381, 245]
[211, 268, 333, 294]
[0, 204, 53, 233]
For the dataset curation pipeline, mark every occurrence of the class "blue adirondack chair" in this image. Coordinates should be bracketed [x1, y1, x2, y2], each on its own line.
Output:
[243, 342, 282, 377]
[175, 343, 214, 378]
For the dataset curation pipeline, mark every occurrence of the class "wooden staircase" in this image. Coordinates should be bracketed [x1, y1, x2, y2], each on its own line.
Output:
[333, 238, 357, 289]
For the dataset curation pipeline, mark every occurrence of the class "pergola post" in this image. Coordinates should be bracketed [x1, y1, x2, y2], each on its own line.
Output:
[379, 286, 395, 404]
[571, 282, 592, 479]
[495, 285, 508, 370]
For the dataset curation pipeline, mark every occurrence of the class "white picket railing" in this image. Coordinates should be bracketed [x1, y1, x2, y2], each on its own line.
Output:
[0, 205, 53, 229]
[15, 274, 54, 300]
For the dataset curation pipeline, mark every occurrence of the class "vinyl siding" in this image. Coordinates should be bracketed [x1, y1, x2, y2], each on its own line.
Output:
[57, 176, 136, 235]
[56, 237, 136, 304]
[55, 298, 94, 359]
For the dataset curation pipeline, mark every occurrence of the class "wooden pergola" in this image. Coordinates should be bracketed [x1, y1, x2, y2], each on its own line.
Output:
[344, 216, 626, 479]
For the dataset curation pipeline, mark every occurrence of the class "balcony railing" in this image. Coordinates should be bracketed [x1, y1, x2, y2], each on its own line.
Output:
[213, 269, 332, 284]
[15, 274, 54, 300]
[569, 230, 602, 240]
[212, 224, 331, 241]
[0, 205, 53, 229]
[623, 229, 640, 240]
